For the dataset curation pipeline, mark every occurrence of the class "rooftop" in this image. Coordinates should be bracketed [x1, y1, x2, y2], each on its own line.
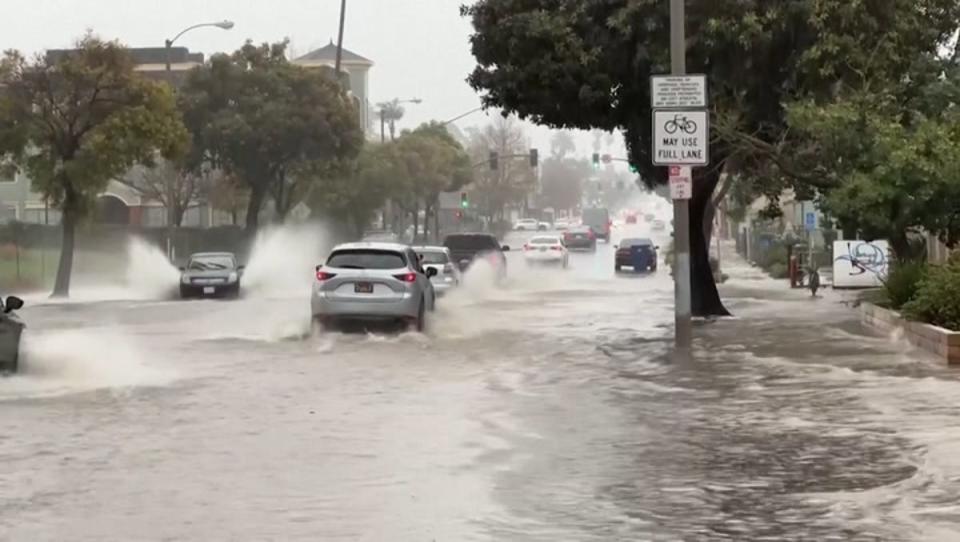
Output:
[295, 41, 373, 66]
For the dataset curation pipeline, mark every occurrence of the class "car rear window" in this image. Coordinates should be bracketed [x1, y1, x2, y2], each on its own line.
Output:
[530, 237, 560, 245]
[622, 238, 653, 247]
[327, 249, 407, 270]
[443, 235, 499, 251]
[417, 251, 449, 264]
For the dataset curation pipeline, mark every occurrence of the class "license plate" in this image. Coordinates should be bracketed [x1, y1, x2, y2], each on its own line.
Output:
[354, 282, 373, 294]
[539, 247, 547, 252]
[203, 286, 215, 294]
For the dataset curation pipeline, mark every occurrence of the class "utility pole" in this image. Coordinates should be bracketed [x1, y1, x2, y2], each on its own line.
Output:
[670, 0, 692, 348]
[335, 0, 347, 75]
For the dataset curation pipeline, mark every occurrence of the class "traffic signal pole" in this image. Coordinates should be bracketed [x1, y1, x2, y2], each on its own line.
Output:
[671, 0, 693, 348]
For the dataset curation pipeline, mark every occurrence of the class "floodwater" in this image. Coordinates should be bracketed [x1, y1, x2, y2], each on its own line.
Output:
[3, 222, 960, 541]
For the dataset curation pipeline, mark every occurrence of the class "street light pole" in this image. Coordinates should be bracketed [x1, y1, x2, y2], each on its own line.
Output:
[163, 19, 234, 260]
[335, 0, 347, 75]
[670, 0, 692, 348]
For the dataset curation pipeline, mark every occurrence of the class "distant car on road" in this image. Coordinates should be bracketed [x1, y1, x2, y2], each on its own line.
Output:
[312, 242, 437, 332]
[442, 233, 510, 279]
[563, 225, 597, 251]
[523, 235, 569, 268]
[413, 246, 461, 297]
[0, 295, 25, 374]
[513, 218, 545, 231]
[362, 230, 403, 243]
[554, 218, 572, 231]
[615, 238, 659, 273]
[582, 207, 612, 242]
[625, 213, 638, 224]
[179, 252, 244, 298]
[652, 220, 666, 231]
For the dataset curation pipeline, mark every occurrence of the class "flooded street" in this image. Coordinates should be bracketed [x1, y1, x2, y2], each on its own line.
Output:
[3, 227, 960, 541]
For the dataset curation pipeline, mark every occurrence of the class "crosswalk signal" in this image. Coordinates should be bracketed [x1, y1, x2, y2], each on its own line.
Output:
[489, 151, 499, 170]
[460, 192, 469, 209]
[592, 153, 600, 170]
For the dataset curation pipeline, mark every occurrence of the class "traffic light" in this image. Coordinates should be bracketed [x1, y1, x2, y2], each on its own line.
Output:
[592, 153, 600, 170]
[529, 148, 538, 167]
[489, 151, 499, 170]
[629, 163, 638, 173]
[460, 191, 469, 209]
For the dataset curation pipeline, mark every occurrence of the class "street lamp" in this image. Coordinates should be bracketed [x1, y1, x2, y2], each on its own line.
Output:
[165, 20, 235, 74]
[442, 106, 485, 126]
[377, 98, 423, 142]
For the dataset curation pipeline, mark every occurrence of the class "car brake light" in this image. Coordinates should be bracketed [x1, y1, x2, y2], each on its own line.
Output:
[316, 270, 336, 281]
[550, 246, 561, 251]
[394, 272, 417, 283]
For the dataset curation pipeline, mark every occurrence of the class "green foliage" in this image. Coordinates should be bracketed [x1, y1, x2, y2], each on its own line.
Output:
[179, 40, 364, 232]
[883, 261, 928, 310]
[767, 262, 789, 280]
[0, 34, 187, 296]
[903, 261, 960, 330]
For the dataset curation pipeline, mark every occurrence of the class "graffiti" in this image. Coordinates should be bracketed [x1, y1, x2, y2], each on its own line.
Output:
[834, 241, 888, 279]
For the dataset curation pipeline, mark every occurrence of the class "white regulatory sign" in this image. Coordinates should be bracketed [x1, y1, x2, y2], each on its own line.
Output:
[668, 166, 692, 200]
[651, 75, 707, 109]
[652, 110, 709, 166]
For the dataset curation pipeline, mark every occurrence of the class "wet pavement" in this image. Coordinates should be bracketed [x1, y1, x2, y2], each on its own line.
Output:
[3, 225, 960, 541]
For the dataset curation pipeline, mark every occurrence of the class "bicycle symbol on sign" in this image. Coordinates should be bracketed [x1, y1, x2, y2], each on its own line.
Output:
[663, 114, 698, 135]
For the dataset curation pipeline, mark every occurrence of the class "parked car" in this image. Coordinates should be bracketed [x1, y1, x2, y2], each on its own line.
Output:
[0, 295, 25, 374]
[179, 252, 244, 298]
[554, 219, 572, 231]
[615, 238, 659, 273]
[413, 246, 461, 296]
[312, 242, 437, 332]
[582, 207, 612, 242]
[513, 218, 543, 231]
[563, 225, 597, 251]
[442, 233, 510, 279]
[523, 235, 569, 268]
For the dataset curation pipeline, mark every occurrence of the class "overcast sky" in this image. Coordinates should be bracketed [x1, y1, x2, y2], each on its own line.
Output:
[2, 0, 627, 163]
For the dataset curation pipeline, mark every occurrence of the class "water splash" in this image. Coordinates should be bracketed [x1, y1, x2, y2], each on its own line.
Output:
[2, 328, 174, 399]
[125, 237, 180, 300]
[242, 223, 333, 299]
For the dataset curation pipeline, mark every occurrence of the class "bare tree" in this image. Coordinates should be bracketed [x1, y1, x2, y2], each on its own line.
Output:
[467, 114, 536, 222]
[119, 159, 212, 226]
[550, 130, 576, 159]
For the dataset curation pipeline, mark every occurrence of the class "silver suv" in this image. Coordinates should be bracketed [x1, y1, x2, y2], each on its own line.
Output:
[312, 242, 437, 331]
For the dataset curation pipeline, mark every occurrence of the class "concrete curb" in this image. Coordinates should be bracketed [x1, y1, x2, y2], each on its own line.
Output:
[860, 302, 960, 364]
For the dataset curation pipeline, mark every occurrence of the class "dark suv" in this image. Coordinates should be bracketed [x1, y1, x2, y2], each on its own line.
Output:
[442, 233, 511, 278]
[615, 238, 659, 273]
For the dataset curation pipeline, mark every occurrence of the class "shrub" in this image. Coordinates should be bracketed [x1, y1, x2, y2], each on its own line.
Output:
[767, 262, 789, 279]
[902, 262, 960, 330]
[882, 261, 927, 309]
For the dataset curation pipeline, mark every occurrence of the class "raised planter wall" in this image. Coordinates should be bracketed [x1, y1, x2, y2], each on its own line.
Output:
[861, 302, 960, 364]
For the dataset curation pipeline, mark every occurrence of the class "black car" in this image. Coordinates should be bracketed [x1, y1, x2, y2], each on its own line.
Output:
[442, 233, 511, 278]
[615, 238, 659, 273]
[179, 252, 245, 298]
[0, 295, 25, 374]
[563, 225, 597, 250]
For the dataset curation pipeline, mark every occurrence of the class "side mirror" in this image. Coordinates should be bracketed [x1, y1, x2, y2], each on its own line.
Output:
[4, 296, 24, 313]
[501, 245, 511, 252]
[237, 265, 246, 272]
[426, 267, 438, 278]
[655, 246, 660, 250]
[178, 266, 185, 272]
[613, 245, 619, 250]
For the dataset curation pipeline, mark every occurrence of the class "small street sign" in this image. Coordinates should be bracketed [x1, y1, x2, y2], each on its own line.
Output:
[652, 110, 709, 166]
[668, 165, 692, 200]
[650, 75, 708, 109]
[805, 211, 817, 231]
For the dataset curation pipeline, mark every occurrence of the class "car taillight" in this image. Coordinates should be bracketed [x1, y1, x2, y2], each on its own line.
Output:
[316, 270, 336, 281]
[523, 244, 532, 251]
[589, 231, 596, 239]
[394, 272, 417, 283]
[550, 246, 561, 251]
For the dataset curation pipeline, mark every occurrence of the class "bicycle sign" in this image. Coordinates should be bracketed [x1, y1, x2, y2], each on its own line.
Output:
[652, 109, 708, 166]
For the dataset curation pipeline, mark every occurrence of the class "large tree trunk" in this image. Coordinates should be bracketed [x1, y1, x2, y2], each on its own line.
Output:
[244, 186, 267, 236]
[690, 168, 731, 317]
[51, 204, 77, 298]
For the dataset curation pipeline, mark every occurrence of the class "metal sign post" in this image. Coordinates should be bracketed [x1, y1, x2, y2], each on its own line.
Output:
[651, 0, 710, 349]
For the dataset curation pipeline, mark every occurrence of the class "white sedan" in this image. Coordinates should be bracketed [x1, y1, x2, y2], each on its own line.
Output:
[514, 218, 540, 231]
[522, 235, 569, 268]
